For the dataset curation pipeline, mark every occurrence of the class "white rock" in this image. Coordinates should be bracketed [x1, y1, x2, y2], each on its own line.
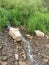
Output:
[15, 54, 19, 61]
[9, 27, 22, 41]
[35, 30, 44, 37]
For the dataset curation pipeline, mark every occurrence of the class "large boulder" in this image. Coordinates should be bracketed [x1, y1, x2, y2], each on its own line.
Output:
[9, 27, 22, 41]
[35, 30, 45, 37]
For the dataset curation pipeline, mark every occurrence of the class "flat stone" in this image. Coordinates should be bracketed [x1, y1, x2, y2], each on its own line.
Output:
[2, 56, 8, 61]
[2, 62, 7, 65]
[43, 58, 48, 63]
[15, 54, 19, 61]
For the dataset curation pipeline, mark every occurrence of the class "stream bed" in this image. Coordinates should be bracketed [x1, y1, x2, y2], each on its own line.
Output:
[0, 30, 49, 65]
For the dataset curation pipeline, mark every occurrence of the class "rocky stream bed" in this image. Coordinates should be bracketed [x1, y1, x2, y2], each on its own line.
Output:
[0, 30, 49, 65]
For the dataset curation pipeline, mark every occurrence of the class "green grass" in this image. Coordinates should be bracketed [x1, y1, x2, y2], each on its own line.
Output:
[27, 12, 49, 33]
[0, 0, 49, 34]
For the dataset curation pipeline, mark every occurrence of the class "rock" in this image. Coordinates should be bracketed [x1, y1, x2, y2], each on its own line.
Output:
[26, 34, 33, 39]
[45, 44, 49, 48]
[19, 61, 26, 65]
[43, 58, 48, 63]
[15, 54, 19, 61]
[21, 51, 26, 60]
[2, 55, 8, 61]
[45, 35, 49, 38]
[21, 54, 26, 60]
[9, 27, 22, 41]
[0, 45, 3, 50]
[35, 30, 44, 37]
[38, 53, 41, 55]
[2, 62, 7, 65]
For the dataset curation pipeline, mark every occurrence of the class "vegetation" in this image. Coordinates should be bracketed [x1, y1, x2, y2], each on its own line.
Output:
[0, 0, 49, 33]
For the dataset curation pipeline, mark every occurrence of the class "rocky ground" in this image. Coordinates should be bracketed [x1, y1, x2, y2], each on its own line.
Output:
[0, 29, 49, 65]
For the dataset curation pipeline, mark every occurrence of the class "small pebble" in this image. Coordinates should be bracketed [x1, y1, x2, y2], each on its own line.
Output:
[0, 45, 3, 50]
[43, 58, 48, 63]
[15, 54, 19, 61]
[2, 55, 8, 61]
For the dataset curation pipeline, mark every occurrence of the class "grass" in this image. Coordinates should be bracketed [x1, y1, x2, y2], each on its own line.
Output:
[27, 12, 49, 33]
[0, 0, 49, 34]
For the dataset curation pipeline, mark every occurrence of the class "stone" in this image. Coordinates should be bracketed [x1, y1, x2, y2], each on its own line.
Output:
[21, 54, 26, 60]
[15, 54, 19, 61]
[45, 35, 49, 38]
[26, 34, 33, 39]
[9, 27, 22, 41]
[0, 45, 3, 50]
[43, 58, 48, 63]
[35, 30, 44, 37]
[21, 51, 26, 60]
[19, 61, 26, 65]
[45, 44, 49, 48]
[2, 55, 8, 61]
[2, 62, 7, 65]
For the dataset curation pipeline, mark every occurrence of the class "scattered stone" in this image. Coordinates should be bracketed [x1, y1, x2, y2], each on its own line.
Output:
[2, 62, 7, 65]
[35, 30, 44, 37]
[22, 54, 26, 60]
[38, 53, 41, 55]
[45, 35, 49, 38]
[1, 42, 4, 44]
[21, 51, 26, 60]
[13, 40, 16, 43]
[26, 34, 33, 39]
[9, 27, 22, 41]
[2, 55, 8, 61]
[0, 45, 3, 50]
[45, 44, 49, 48]
[19, 61, 26, 65]
[43, 58, 48, 63]
[15, 54, 19, 61]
